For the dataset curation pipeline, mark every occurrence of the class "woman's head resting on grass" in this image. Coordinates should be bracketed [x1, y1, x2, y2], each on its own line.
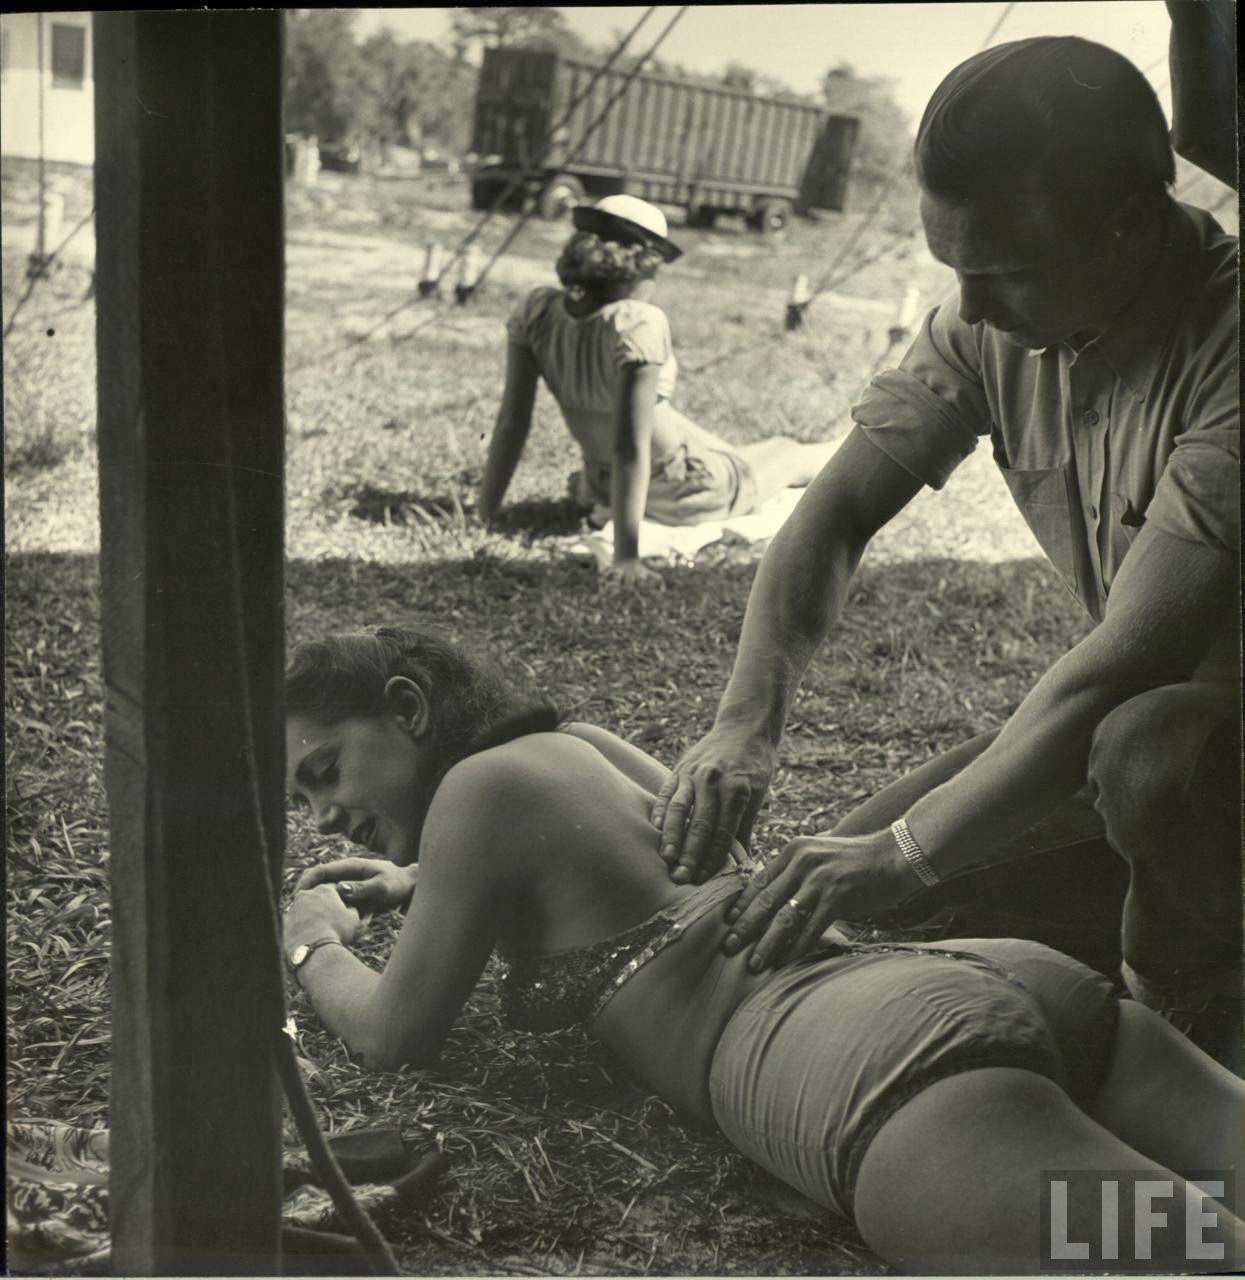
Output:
[559, 195, 681, 304]
[285, 625, 559, 864]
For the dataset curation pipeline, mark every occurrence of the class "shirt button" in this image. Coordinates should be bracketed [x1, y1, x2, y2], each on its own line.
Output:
[1082, 408, 1100, 426]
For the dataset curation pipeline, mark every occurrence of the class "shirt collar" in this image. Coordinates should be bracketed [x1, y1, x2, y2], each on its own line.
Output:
[1064, 201, 1208, 400]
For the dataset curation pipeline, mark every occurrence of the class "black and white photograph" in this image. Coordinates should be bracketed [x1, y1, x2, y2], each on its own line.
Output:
[3, 3, 1240, 1274]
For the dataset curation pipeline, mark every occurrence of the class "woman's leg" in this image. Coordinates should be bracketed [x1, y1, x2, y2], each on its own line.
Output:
[1085, 1000, 1245, 1178]
[735, 438, 838, 504]
[853, 1066, 1245, 1274]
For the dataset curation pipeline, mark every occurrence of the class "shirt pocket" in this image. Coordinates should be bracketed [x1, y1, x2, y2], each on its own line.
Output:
[1114, 491, 1147, 549]
[998, 463, 1082, 600]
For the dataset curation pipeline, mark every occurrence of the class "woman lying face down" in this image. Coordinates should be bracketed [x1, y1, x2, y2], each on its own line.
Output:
[283, 626, 1245, 1274]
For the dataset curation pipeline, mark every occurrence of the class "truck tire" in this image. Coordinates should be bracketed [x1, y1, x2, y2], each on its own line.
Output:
[751, 198, 792, 235]
[538, 174, 585, 220]
[685, 205, 717, 229]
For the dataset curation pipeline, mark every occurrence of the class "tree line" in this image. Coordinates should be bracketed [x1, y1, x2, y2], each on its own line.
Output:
[285, 6, 917, 212]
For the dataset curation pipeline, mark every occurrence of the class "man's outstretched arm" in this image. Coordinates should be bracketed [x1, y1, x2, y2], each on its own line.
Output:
[723, 518, 1238, 971]
[651, 427, 923, 880]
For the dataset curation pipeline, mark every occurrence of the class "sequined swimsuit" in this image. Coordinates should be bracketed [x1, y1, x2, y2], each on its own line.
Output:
[500, 875, 742, 1034]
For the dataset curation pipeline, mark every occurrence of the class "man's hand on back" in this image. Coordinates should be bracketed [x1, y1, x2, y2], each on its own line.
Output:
[650, 726, 778, 882]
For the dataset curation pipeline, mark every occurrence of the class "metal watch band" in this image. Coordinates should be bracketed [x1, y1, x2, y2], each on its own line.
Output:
[890, 818, 941, 888]
[287, 936, 344, 974]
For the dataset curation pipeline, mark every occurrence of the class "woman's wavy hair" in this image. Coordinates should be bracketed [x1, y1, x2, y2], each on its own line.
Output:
[285, 626, 560, 784]
[556, 230, 664, 291]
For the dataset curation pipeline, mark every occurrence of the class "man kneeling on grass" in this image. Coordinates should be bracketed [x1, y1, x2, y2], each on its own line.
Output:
[651, 37, 1242, 1069]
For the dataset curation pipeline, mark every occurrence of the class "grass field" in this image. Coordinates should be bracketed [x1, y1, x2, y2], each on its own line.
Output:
[5, 162, 1093, 1274]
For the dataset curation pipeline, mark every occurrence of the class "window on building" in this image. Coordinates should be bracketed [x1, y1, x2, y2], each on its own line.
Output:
[51, 22, 87, 89]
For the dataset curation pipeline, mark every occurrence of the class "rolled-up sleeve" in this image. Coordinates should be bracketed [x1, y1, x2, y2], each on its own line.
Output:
[1146, 420, 1241, 555]
[851, 297, 990, 490]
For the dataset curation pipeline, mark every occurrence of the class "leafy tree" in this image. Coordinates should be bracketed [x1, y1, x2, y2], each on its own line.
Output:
[822, 63, 919, 224]
[284, 10, 369, 141]
[449, 7, 594, 59]
[285, 15, 478, 158]
[722, 63, 757, 91]
[403, 42, 478, 154]
[721, 62, 805, 101]
[359, 28, 423, 147]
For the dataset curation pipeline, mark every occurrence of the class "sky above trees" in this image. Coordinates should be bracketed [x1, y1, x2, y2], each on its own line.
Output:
[353, 3, 1174, 126]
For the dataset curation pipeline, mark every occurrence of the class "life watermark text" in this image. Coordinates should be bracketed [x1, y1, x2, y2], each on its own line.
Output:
[1040, 1171, 1235, 1271]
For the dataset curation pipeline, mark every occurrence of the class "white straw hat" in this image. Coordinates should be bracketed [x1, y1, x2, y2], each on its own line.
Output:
[572, 194, 683, 262]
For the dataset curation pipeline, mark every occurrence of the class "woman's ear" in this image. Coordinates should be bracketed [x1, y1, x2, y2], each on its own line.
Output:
[383, 676, 431, 738]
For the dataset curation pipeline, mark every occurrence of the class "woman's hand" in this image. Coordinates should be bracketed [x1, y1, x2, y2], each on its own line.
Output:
[284, 883, 362, 952]
[721, 828, 921, 972]
[295, 857, 417, 916]
[603, 557, 663, 588]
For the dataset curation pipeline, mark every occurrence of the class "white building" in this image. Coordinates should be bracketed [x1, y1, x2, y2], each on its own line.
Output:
[2, 12, 94, 166]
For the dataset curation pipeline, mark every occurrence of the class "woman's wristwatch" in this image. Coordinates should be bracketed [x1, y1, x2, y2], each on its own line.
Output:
[287, 936, 344, 976]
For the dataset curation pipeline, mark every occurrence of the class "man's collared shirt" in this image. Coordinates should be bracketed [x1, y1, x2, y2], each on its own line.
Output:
[851, 201, 1240, 642]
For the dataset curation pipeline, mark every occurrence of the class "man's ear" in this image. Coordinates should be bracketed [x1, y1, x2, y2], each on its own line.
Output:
[383, 676, 431, 738]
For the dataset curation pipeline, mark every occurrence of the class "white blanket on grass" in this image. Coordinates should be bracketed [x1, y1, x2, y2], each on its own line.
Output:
[564, 485, 808, 566]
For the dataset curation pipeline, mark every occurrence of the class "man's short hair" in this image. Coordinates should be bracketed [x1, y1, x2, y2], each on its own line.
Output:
[915, 37, 1175, 225]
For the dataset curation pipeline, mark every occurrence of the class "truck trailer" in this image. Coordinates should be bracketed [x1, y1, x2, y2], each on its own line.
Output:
[469, 47, 860, 233]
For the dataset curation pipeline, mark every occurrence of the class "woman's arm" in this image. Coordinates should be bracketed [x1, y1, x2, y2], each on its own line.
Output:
[286, 755, 525, 1071]
[610, 363, 660, 564]
[479, 342, 541, 524]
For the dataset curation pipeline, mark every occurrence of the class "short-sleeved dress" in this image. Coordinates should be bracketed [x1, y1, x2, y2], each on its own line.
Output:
[506, 287, 758, 524]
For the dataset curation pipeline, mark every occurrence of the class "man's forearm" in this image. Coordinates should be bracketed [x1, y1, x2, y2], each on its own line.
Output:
[905, 527, 1234, 877]
[907, 649, 1159, 876]
[716, 515, 866, 745]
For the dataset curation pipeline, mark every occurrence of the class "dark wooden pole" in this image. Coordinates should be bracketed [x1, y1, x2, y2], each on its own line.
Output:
[94, 12, 287, 1274]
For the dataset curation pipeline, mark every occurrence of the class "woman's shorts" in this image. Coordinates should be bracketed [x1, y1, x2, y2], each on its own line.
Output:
[708, 937, 1119, 1224]
[644, 443, 757, 525]
[581, 402, 759, 526]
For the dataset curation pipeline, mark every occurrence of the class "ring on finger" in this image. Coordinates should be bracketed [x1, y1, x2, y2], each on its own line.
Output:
[787, 895, 809, 916]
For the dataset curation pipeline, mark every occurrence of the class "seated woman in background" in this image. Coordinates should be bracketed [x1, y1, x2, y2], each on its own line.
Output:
[283, 625, 1245, 1275]
[478, 195, 834, 584]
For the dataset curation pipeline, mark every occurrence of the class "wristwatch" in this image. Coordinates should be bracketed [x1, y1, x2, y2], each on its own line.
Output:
[287, 937, 343, 974]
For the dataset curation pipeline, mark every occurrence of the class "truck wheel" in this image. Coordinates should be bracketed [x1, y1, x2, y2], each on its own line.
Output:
[752, 198, 791, 235]
[685, 205, 717, 229]
[538, 175, 585, 220]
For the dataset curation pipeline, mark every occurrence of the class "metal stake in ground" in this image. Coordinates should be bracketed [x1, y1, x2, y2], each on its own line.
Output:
[455, 245, 482, 305]
[785, 274, 812, 331]
[419, 242, 444, 298]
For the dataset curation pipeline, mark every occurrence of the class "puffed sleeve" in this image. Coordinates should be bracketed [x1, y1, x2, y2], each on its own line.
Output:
[506, 287, 557, 348]
[609, 301, 674, 368]
[850, 295, 990, 490]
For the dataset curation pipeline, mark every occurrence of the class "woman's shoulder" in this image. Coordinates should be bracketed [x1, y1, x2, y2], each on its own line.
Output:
[602, 297, 669, 328]
[429, 734, 603, 831]
[601, 299, 673, 364]
[507, 286, 566, 340]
